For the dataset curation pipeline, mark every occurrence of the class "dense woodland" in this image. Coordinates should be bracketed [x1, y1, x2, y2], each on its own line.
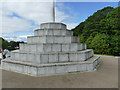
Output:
[72, 7, 120, 56]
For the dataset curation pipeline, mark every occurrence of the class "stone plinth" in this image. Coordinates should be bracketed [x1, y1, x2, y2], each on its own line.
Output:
[2, 55, 101, 76]
[10, 49, 93, 64]
[34, 29, 73, 36]
[1, 22, 101, 76]
[19, 43, 86, 53]
[40, 23, 66, 29]
[27, 36, 80, 44]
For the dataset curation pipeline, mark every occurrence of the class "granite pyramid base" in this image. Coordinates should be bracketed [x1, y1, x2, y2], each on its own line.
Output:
[1, 22, 101, 77]
[2, 55, 101, 76]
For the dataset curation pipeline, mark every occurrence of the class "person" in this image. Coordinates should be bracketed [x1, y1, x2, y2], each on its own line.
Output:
[3, 49, 11, 59]
[0, 49, 3, 60]
[0, 49, 3, 64]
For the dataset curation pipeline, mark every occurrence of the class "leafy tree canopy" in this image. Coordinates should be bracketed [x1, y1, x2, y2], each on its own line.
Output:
[72, 6, 120, 56]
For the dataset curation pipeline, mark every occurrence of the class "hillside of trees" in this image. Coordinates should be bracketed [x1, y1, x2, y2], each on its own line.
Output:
[72, 7, 120, 56]
[0, 37, 24, 50]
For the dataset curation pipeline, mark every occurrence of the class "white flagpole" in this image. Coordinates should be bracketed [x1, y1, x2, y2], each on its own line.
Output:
[52, 0, 55, 22]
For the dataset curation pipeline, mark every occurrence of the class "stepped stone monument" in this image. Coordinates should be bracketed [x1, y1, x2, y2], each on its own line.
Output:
[1, 0, 101, 76]
[1, 22, 101, 76]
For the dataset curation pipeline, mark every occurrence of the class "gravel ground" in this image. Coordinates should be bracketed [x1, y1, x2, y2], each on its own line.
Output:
[0, 55, 118, 88]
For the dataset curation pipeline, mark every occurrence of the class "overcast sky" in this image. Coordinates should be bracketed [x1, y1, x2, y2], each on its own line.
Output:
[0, 0, 119, 41]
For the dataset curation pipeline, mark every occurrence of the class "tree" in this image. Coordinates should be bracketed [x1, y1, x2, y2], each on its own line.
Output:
[0, 37, 24, 50]
[90, 34, 110, 54]
[86, 35, 94, 49]
[72, 6, 120, 56]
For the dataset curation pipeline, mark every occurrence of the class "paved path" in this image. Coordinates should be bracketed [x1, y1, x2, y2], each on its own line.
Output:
[0, 64, 2, 90]
[0, 55, 118, 88]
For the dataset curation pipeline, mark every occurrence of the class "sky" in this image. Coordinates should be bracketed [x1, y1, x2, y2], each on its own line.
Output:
[0, 0, 119, 42]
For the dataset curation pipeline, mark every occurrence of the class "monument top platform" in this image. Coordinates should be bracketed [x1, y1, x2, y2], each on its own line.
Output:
[40, 22, 67, 30]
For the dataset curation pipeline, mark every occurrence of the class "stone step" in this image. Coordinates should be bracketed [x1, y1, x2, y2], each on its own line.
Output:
[19, 43, 87, 53]
[10, 49, 94, 64]
[40, 22, 66, 30]
[34, 29, 73, 36]
[1, 55, 101, 76]
[27, 35, 80, 44]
